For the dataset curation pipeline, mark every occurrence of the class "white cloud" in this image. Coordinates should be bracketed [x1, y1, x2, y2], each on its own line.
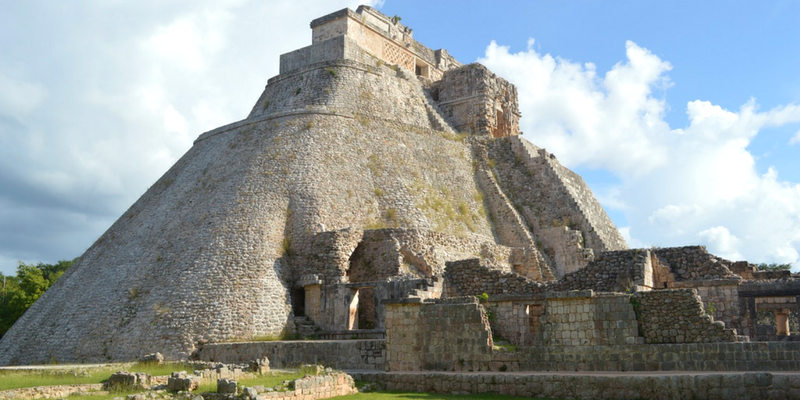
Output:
[481, 40, 800, 271]
[697, 226, 742, 261]
[791, 129, 800, 145]
[481, 40, 672, 176]
[0, 71, 46, 117]
[0, 0, 372, 274]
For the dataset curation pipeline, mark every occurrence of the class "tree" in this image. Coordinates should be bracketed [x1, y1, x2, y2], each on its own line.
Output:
[0, 259, 75, 336]
[756, 263, 792, 271]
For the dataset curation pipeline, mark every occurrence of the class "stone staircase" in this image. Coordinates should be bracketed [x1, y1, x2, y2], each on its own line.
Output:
[294, 316, 321, 339]
[421, 88, 455, 132]
[405, 277, 443, 301]
[470, 138, 556, 281]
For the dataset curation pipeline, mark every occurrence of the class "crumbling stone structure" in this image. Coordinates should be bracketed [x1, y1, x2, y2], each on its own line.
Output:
[432, 64, 520, 137]
[2, 8, 799, 387]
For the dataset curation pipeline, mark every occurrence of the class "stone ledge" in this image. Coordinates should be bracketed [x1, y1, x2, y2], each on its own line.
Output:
[350, 371, 800, 400]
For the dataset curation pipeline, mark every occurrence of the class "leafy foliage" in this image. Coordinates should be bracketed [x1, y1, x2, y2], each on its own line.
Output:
[755, 263, 792, 271]
[0, 259, 75, 336]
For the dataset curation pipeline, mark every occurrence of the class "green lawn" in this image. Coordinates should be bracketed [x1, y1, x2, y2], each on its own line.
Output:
[332, 392, 550, 400]
[0, 362, 195, 391]
[58, 390, 141, 400]
[1, 365, 556, 400]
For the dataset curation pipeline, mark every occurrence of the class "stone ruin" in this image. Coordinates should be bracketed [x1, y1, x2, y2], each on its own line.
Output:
[2, 7, 800, 397]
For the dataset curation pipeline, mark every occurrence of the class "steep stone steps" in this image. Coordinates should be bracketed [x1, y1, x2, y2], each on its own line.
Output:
[421, 88, 455, 132]
[294, 316, 321, 339]
[405, 277, 443, 300]
[470, 137, 556, 282]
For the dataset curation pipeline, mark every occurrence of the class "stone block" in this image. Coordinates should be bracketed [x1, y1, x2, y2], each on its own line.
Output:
[139, 352, 164, 364]
[167, 371, 200, 392]
[104, 371, 148, 390]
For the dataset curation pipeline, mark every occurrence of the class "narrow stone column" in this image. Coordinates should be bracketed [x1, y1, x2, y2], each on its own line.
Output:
[774, 309, 791, 336]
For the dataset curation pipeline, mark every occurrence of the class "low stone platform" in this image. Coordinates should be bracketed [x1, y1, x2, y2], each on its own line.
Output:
[350, 370, 800, 400]
[194, 340, 385, 370]
[515, 341, 800, 372]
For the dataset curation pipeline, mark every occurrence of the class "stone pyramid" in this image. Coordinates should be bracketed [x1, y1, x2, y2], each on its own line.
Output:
[0, 6, 625, 364]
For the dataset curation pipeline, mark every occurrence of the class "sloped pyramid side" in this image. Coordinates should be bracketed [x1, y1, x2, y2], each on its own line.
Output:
[0, 59, 498, 364]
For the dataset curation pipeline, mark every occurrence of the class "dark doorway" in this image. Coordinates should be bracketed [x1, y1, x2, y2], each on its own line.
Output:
[357, 287, 377, 329]
[291, 287, 305, 317]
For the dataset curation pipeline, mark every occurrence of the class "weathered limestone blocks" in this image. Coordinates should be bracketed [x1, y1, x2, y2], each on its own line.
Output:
[249, 356, 270, 374]
[139, 352, 164, 364]
[537, 292, 640, 346]
[652, 246, 740, 281]
[385, 297, 493, 371]
[287, 6, 459, 79]
[432, 63, 520, 137]
[103, 371, 151, 390]
[194, 340, 385, 370]
[167, 371, 200, 392]
[245, 371, 357, 400]
[217, 378, 238, 394]
[351, 370, 800, 400]
[444, 258, 544, 296]
[518, 341, 800, 372]
[554, 249, 649, 292]
[635, 289, 738, 343]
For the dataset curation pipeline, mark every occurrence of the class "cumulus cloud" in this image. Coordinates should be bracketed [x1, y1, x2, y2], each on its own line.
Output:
[791, 130, 800, 145]
[0, 0, 371, 274]
[481, 40, 800, 271]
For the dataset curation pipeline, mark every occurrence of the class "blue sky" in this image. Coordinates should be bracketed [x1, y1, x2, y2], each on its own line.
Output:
[1, 1, 798, 274]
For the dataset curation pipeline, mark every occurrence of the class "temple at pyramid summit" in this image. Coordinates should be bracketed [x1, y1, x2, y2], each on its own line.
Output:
[2, 8, 800, 393]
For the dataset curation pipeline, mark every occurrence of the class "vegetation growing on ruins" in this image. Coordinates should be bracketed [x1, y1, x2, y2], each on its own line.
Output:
[410, 179, 483, 236]
[0, 259, 74, 336]
[756, 263, 792, 271]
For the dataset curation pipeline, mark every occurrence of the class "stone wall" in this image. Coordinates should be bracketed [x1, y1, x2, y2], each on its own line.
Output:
[652, 246, 740, 281]
[676, 280, 742, 333]
[249, 59, 447, 129]
[486, 291, 639, 347]
[193, 340, 385, 370]
[253, 371, 357, 400]
[537, 291, 639, 346]
[306, 6, 459, 80]
[444, 258, 544, 297]
[517, 341, 800, 371]
[310, 279, 429, 331]
[635, 289, 738, 343]
[553, 249, 649, 292]
[433, 63, 520, 137]
[385, 297, 493, 371]
[352, 370, 800, 400]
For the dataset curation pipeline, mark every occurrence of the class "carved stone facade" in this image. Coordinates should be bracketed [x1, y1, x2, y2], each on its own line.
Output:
[432, 64, 521, 138]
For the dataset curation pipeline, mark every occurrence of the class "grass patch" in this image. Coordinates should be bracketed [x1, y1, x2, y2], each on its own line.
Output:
[56, 390, 144, 400]
[0, 370, 108, 391]
[226, 331, 301, 342]
[196, 380, 217, 394]
[124, 361, 196, 377]
[330, 392, 549, 399]
[0, 362, 195, 391]
[410, 179, 484, 236]
[492, 343, 517, 352]
[442, 131, 468, 142]
[237, 370, 307, 391]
